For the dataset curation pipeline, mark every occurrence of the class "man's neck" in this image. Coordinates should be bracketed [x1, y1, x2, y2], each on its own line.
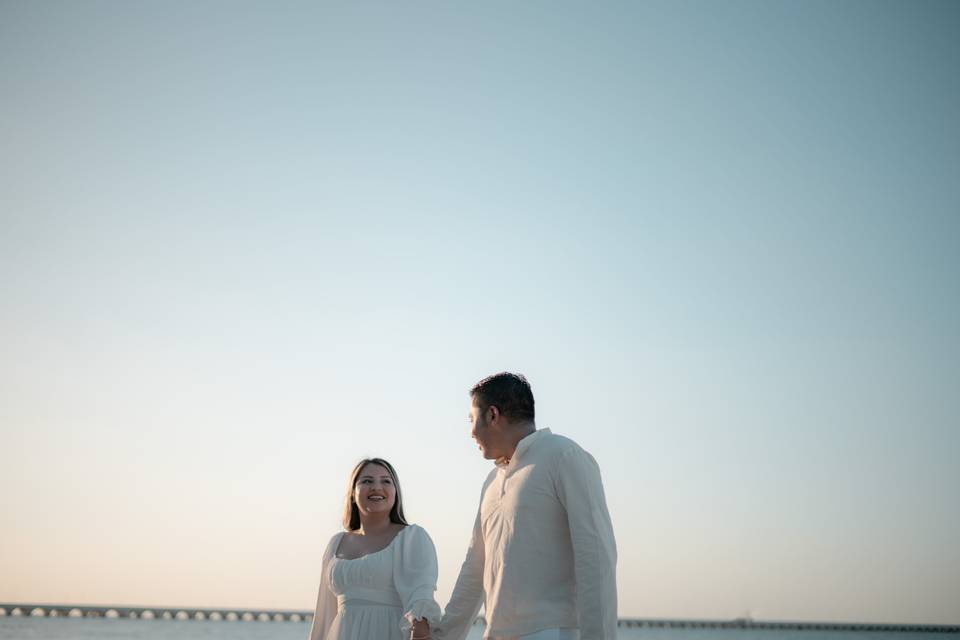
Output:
[502, 422, 537, 461]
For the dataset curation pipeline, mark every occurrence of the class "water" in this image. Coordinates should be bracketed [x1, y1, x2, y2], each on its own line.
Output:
[1, 618, 955, 640]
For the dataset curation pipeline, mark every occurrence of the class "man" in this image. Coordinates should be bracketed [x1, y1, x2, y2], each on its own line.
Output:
[435, 373, 618, 640]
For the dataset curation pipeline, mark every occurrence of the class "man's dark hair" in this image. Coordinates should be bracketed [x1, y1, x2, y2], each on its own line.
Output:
[470, 372, 535, 423]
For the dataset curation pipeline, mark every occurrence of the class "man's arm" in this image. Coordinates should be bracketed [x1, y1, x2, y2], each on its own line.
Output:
[556, 446, 618, 639]
[433, 505, 485, 640]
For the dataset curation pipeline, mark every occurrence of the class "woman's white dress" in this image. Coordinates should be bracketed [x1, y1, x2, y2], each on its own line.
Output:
[308, 524, 442, 640]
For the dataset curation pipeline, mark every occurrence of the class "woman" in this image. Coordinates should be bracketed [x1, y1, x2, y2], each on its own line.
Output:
[309, 458, 441, 640]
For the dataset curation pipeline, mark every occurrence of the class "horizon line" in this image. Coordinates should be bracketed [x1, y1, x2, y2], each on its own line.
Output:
[2, 602, 957, 630]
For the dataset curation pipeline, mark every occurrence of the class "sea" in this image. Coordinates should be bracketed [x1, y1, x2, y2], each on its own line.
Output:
[1, 618, 956, 640]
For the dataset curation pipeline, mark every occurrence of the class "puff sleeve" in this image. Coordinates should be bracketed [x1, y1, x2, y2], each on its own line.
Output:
[307, 532, 342, 640]
[392, 524, 443, 636]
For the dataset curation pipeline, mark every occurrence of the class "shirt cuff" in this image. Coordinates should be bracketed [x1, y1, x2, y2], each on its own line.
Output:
[400, 599, 442, 635]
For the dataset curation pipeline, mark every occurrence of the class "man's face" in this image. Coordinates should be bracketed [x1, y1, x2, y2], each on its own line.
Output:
[470, 399, 504, 460]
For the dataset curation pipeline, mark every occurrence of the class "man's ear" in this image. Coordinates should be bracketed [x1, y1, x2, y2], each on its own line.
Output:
[487, 404, 501, 425]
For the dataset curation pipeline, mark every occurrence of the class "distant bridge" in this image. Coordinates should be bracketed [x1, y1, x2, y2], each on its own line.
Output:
[2, 604, 958, 633]
[0, 603, 311, 622]
[618, 617, 959, 633]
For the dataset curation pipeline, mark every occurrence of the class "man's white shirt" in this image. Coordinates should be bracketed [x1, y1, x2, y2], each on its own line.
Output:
[435, 429, 618, 640]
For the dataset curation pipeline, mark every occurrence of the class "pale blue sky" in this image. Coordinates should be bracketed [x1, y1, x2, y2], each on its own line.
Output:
[1, 0, 958, 625]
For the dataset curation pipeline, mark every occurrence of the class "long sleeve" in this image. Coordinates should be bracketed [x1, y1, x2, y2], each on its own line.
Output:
[307, 533, 342, 640]
[555, 447, 618, 640]
[434, 507, 485, 640]
[393, 525, 443, 636]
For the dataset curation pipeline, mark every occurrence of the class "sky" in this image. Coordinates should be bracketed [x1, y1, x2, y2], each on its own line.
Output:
[1, 0, 958, 626]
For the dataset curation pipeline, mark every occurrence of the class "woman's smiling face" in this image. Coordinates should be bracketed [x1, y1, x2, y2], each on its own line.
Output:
[353, 463, 397, 516]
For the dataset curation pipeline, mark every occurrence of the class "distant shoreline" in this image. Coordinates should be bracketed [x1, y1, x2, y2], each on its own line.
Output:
[2, 604, 958, 633]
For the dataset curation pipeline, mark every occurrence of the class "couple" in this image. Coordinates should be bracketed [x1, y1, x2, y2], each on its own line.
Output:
[308, 373, 618, 640]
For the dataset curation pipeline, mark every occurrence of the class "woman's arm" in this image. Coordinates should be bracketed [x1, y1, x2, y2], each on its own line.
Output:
[308, 533, 342, 640]
[394, 525, 442, 639]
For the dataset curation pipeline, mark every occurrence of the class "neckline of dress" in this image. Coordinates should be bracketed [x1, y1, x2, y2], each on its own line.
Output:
[333, 524, 410, 561]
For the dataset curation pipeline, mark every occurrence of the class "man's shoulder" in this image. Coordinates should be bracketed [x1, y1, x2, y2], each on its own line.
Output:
[537, 430, 590, 457]
[527, 432, 598, 474]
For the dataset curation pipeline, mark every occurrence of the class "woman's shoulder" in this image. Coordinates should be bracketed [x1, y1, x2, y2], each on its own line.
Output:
[392, 524, 438, 569]
[398, 523, 436, 547]
[322, 530, 347, 555]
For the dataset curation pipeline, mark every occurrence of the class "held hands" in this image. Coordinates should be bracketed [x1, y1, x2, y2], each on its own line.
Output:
[410, 618, 431, 640]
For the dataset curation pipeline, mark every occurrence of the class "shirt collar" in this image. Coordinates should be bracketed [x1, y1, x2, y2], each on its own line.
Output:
[495, 427, 551, 468]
